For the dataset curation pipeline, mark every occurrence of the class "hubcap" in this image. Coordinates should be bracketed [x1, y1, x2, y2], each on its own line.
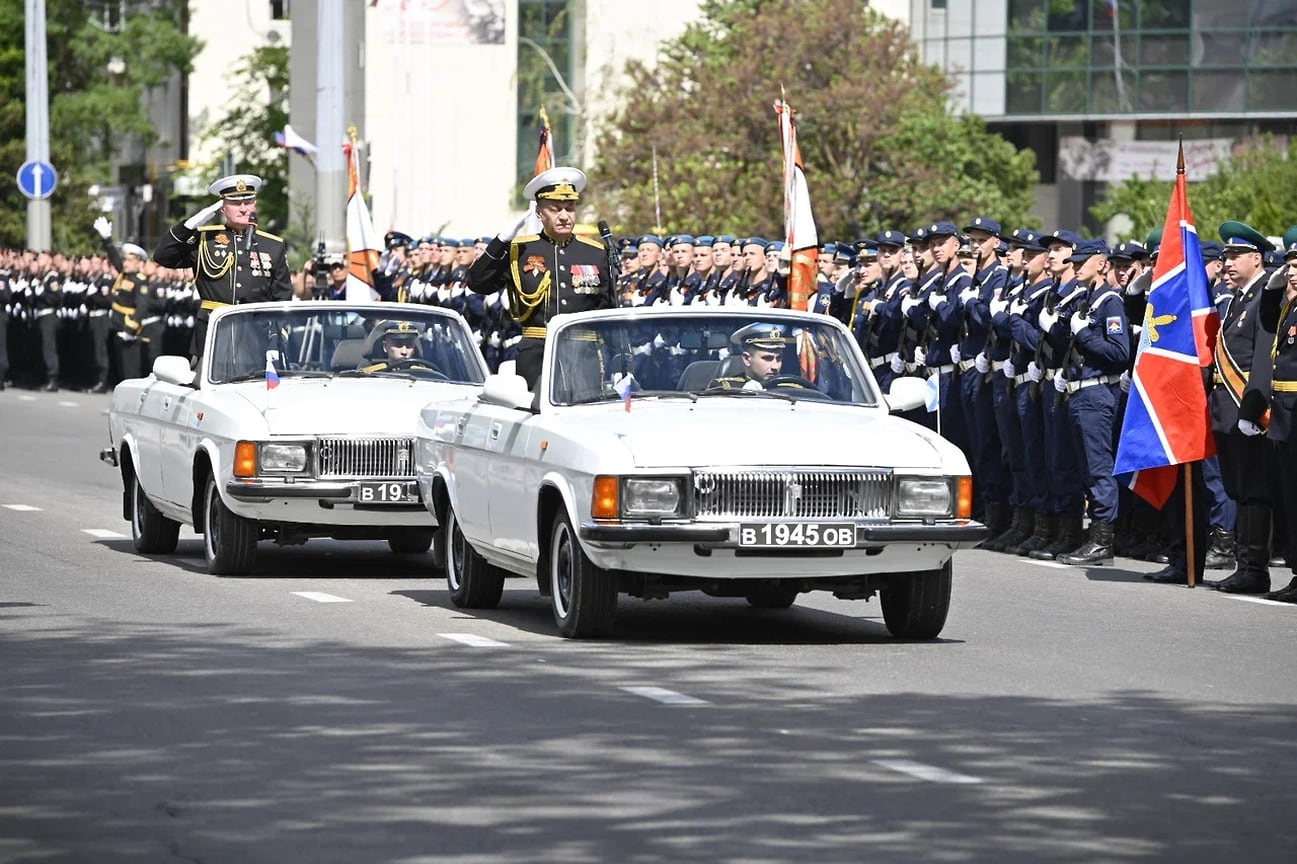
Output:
[551, 522, 573, 618]
[131, 477, 144, 538]
[447, 511, 464, 591]
[205, 482, 219, 561]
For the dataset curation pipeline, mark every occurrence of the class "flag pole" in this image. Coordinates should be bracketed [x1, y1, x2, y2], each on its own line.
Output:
[651, 144, 663, 234]
[1174, 137, 1199, 588]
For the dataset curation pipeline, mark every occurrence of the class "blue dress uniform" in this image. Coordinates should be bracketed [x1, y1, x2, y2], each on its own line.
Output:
[467, 167, 614, 390]
[153, 174, 293, 359]
[916, 223, 970, 452]
[1055, 241, 1130, 565]
[1241, 243, 1297, 600]
[1206, 222, 1283, 593]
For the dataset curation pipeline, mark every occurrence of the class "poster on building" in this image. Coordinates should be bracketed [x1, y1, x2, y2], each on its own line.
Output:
[376, 0, 505, 45]
[1059, 137, 1236, 183]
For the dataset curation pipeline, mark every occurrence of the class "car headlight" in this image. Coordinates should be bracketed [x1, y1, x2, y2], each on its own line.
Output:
[260, 443, 309, 473]
[622, 477, 683, 518]
[895, 477, 953, 517]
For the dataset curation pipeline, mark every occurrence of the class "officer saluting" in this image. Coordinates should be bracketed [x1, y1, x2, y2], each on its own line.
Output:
[154, 174, 293, 359]
[467, 166, 614, 389]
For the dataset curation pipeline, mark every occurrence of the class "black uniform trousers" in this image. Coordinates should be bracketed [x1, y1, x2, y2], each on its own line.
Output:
[36, 312, 58, 380]
[0, 308, 8, 382]
[89, 316, 110, 384]
[516, 337, 544, 391]
[1162, 461, 1209, 581]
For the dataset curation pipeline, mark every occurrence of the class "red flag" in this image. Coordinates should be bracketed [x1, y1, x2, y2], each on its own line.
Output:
[344, 139, 381, 302]
[1114, 142, 1219, 507]
[534, 106, 554, 177]
[774, 95, 817, 312]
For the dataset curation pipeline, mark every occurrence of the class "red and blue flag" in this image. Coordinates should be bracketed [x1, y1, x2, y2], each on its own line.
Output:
[1114, 144, 1219, 507]
[265, 353, 280, 390]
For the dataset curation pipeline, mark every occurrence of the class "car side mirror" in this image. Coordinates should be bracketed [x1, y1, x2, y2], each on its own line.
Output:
[153, 355, 196, 388]
[885, 376, 928, 414]
[480, 373, 533, 411]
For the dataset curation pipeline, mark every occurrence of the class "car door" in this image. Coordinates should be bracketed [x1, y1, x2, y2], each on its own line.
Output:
[481, 403, 539, 562]
[449, 402, 494, 546]
[129, 380, 168, 501]
[157, 386, 198, 512]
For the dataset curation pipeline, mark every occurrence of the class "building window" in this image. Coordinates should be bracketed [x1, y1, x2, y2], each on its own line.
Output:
[270, 0, 289, 20]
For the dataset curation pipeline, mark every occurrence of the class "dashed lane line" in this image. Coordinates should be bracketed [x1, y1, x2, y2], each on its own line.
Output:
[871, 758, 983, 784]
[2, 504, 42, 512]
[620, 686, 709, 706]
[291, 591, 353, 604]
[56, 401, 79, 408]
[1023, 559, 1070, 569]
[82, 528, 126, 539]
[17, 395, 35, 402]
[438, 633, 509, 647]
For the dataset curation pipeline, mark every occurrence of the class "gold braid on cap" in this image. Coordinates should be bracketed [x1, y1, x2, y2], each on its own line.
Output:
[508, 242, 549, 323]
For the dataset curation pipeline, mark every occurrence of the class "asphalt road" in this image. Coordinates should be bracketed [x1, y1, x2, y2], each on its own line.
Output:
[2, 389, 1295, 864]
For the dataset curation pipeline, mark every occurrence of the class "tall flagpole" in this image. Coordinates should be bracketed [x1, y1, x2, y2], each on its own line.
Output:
[1176, 137, 1198, 588]
[651, 145, 663, 234]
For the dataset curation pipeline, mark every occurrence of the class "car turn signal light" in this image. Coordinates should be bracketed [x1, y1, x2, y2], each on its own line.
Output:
[234, 441, 258, 478]
[957, 476, 973, 520]
[591, 475, 619, 520]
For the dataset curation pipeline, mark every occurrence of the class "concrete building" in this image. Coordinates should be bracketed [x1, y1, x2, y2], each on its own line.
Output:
[910, 0, 1297, 234]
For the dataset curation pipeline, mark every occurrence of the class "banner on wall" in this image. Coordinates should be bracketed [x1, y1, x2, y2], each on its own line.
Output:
[376, 0, 506, 45]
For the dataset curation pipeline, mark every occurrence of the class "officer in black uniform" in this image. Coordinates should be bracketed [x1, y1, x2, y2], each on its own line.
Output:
[467, 167, 615, 390]
[100, 229, 150, 383]
[154, 174, 293, 361]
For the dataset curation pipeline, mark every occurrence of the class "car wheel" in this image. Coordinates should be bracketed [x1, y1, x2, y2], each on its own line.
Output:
[745, 584, 798, 609]
[388, 529, 434, 555]
[549, 510, 617, 638]
[445, 505, 503, 608]
[203, 474, 258, 576]
[130, 471, 180, 554]
[880, 560, 952, 639]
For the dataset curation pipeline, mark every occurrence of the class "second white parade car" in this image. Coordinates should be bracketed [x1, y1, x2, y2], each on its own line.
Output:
[415, 307, 986, 639]
[101, 301, 488, 575]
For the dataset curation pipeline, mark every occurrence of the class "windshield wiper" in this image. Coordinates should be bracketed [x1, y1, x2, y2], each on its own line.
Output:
[693, 387, 798, 403]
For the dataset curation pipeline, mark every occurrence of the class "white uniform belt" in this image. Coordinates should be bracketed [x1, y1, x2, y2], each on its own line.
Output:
[958, 358, 978, 372]
[1066, 373, 1123, 393]
[139, 316, 163, 326]
[1013, 372, 1032, 385]
[869, 352, 899, 369]
[35, 308, 54, 317]
[88, 310, 108, 317]
[991, 360, 1006, 371]
[929, 364, 956, 374]
[1044, 368, 1059, 380]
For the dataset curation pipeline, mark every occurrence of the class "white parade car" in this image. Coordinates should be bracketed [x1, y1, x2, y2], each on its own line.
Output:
[100, 301, 488, 575]
[415, 307, 986, 639]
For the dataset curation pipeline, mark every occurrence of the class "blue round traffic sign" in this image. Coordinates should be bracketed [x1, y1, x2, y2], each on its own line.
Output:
[17, 160, 58, 199]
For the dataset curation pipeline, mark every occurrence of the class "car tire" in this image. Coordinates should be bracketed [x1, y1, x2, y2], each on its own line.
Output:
[880, 560, 952, 639]
[388, 529, 434, 555]
[549, 510, 617, 638]
[203, 474, 258, 576]
[745, 585, 798, 609]
[130, 471, 180, 555]
[445, 505, 503, 608]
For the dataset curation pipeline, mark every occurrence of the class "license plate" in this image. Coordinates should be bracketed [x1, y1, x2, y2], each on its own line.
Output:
[738, 522, 856, 548]
[356, 481, 418, 504]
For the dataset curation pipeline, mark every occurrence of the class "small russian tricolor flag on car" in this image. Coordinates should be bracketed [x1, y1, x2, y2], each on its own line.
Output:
[614, 372, 634, 412]
[265, 352, 280, 390]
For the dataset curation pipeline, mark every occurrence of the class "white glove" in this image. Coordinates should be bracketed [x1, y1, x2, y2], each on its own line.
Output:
[890, 354, 906, 375]
[669, 287, 686, 306]
[959, 285, 980, 305]
[1131, 323, 1142, 337]
[633, 342, 653, 357]
[93, 217, 112, 239]
[488, 332, 502, 348]
[927, 291, 944, 311]
[949, 345, 961, 365]
[974, 352, 990, 374]
[496, 211, 529, 243]
[1008, 298, 1027, 317]
[1238, 419, 1264, 437]
[33, 282, 43, 296]
[1119, 370, 1131, 393]
[989, 296, 1009, 317]
[1038, 307, 1058, 332]
[1003, 359, 1017, 379]
[1026, 361, 1043, 383]
[437, 287, 451, 304]
[653, 334, 666, 350]
[1069, 312, 1089, 335]
[183, 200, 223, 230]
[1053, 374, 1068, 394]
[630, 291, 648, 307]
[914, 346, 927, 367]
[901, 295, 920, 314]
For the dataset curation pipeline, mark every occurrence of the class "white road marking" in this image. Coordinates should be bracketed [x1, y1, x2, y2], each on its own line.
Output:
[17, 395, 36, 402]
[2, 504, 42, 512]
[872, 758, 982, 784]
[1221, 594, 1294, 608]
[82, 528, 126, 539]
[56, 400, 79, 408]
[620, 686, 709, 706]
[291, 591, 353, 604]
[438, 633, 508, 647]
[1024, 559, 1070, 569]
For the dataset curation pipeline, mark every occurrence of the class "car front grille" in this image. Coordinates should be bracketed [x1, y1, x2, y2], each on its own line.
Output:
[316, 437, 415, 478]
[691, 469, 893, 520]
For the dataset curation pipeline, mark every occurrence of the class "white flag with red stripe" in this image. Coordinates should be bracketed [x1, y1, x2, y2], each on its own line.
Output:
[775, 95, 818, 312]
[345, 140, 381, 302]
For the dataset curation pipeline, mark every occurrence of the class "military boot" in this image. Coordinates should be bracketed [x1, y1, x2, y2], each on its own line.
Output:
[1264, 577, 1297, 603]
[1203, 526, 1235, 570]
[989, 506, 1034, 553]
[977, 502, 1012, 550]
[1012, 513, 1056, 556]
[41, 377, 58, 392]
[1058, 520, 1115, 566]
[1031, 514, 1084, 560]
[1205, 504, 1270, 594]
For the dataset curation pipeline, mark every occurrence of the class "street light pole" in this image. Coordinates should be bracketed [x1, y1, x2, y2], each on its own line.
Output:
[25, 0, 52, 250]
[315, 0, 346, 253]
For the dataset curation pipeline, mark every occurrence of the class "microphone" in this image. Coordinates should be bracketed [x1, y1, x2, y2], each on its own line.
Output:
[598, 220, 622, 278]
[243, 213, 257, 254]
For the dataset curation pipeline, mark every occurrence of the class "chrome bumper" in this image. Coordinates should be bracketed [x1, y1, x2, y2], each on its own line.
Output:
[225, 478, 421, 506]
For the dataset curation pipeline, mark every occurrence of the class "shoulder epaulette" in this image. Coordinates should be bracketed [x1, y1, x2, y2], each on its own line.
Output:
[255, 229, 284, 242]
[513, 234, 541, 244]
[575, 235, 606, 251]
[360, 362, 384, 373]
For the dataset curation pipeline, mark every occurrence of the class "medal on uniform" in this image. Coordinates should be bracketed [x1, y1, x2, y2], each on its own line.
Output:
[524, 255, 546, 275]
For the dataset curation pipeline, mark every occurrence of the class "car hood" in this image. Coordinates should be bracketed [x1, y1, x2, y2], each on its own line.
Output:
[554, 401, 963, 471]
[230, 378, 479, 437]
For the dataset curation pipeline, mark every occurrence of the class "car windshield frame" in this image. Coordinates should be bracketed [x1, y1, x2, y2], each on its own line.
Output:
[545, 311, 881, 408]
[205, 306, 488, 386]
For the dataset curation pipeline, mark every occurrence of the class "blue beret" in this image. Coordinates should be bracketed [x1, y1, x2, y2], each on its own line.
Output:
[1008, 228, 1046, 252]
[419, 235, 437, 246]
[876, 229, 908, 248]
[714, 234, 737, 245]
[638, 234, 664, 248]
[742, 237, 769, 250]
[1048, 230, 1082, 249]
[767, 240, 786, 253]
[477, 236, 492, 245]
[1199, 240, 1224, 262]
[667, 234, 696, 247]
[384, 230, 413, 249]
[964, 216, 1002, 237]
[694, 235, 715, 247]
[928, 221, 960, 237]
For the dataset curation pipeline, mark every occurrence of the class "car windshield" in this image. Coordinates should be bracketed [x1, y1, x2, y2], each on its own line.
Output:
[548, 313, 880, 407]
[207, 307, 487, 385]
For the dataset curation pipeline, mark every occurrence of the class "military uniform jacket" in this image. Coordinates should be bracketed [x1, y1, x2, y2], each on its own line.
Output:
[154, 221, 293, 313]
[35, 270, 62, 313]
[1240, 289, 1297, 441]
[469, 232, 613, 331]
[1212, 271, 1280, 434]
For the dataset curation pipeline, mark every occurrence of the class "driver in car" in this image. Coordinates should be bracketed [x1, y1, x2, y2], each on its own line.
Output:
[709, 322, 795, 390]
[360, 320, 438, 374]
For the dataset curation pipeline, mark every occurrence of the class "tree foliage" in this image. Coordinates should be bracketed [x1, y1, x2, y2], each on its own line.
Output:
[589, 0, 1038, 240]
[1091, 137, 1297, 242]
[198, 45, 290, 235]
[0, 0, 199, 252]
